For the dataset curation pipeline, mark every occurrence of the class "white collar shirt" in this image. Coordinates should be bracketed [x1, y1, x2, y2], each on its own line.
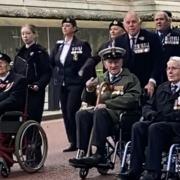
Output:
[171, 81, 180, 93]
[0, 72, 9, 82]
[60, 39, 72, 65]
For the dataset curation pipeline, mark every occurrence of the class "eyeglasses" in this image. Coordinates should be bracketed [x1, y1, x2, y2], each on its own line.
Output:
[166, 67, 180, 71]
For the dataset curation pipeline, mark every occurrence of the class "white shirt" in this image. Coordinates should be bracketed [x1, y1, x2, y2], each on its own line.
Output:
[0, 72, 10, 82]
[171, 81, 180, 92]
[60, 39, 72, 65]
[129, 33, 139, 48]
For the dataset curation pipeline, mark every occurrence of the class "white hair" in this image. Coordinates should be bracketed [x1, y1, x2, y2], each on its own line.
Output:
[169, 56, 180, 63]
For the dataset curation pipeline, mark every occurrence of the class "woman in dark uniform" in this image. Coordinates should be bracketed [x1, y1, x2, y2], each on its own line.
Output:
[50, 17, 92, 152]
[13, 24, 52, 124]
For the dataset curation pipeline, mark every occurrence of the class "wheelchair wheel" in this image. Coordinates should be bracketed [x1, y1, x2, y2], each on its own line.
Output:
[97, 167, 109, 175]
[79, 167, 89, 179]
[0, 163, 10, 178]
[15, 120, 48, 173]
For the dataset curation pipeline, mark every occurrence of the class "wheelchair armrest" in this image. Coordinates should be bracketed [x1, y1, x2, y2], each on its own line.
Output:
[0, 111, 23, 121]
[0, 111, 24, 133]
[119, 110, 141, 122]
[1, 111, 23, 117]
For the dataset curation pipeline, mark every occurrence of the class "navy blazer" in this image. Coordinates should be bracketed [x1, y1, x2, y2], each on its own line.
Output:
[156, 29, 180, 82]
[142, 81, 180, 136]
[115, 29, 163, 87]
[50, 36, 92, 86]
[0, 71, 26, 114]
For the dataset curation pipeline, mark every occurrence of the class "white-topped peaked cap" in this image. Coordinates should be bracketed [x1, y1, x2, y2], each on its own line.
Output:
[98, 46, 126, 60]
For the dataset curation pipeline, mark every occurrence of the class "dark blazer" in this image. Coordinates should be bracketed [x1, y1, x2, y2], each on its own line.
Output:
[156, 29, 180, 81]
[115, 29, 163, 87]
[50, 36, 92, 86]
[0, 71, 26, 115]
[142, 81, 180, 136]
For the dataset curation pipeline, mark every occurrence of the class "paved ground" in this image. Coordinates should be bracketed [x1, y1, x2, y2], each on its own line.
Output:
[6, 119, 120, 180]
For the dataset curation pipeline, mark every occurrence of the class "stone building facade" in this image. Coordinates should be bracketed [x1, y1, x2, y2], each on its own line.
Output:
[1, 0, 180, 110]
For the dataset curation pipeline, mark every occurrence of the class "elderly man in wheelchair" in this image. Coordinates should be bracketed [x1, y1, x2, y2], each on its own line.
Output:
[0, 53, 26, 176]
[68, 45, 141, 177]
[119, 56, 180, 180]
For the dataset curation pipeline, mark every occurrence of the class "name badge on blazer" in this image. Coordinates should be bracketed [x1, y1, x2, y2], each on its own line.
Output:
[71, 46, 83, 61]
[112, 85, 124, 95]
[133, 43, 150, 54]
[164, 36, 180, 45]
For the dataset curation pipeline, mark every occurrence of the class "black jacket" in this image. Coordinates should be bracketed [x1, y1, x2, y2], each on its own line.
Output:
[50, 36, 92, 86]
[0, 71, 26, 114]
[142, 81, 180, 123]
[13, 43, 52, 90]
[156, 29, 180, 82]
[115, 29, 163, 87]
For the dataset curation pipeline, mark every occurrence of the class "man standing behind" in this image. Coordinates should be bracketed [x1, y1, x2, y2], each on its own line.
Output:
[154, 11, 180, 82]
[115, 11, 163, 97]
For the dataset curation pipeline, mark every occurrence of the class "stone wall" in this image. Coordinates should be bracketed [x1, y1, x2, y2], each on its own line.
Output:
[0, 0, 180, 21]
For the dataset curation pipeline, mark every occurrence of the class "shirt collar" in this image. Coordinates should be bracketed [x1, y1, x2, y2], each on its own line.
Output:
[128, 32, 140, 40]
[0, 72, 10, 82]
[171, 81, 180, 91]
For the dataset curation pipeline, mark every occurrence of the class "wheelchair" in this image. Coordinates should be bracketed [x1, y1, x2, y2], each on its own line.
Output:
[0, 111, 48, 178]
[120, 131, 180, 180]
[71, 110, 141, 179]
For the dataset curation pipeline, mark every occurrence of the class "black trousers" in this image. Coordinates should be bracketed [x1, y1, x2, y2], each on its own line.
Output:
[76, 108, 113, 152]
[130, 121, 178, 175]
[59, 85, 83, 145]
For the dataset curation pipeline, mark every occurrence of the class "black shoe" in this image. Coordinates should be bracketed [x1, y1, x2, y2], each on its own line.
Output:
[69, 157, 88, 167]
[118, 170, 141, 180]
[63, 144, 77, 152]
[140, 170, 160, 180]
[82, 154, 106, 166]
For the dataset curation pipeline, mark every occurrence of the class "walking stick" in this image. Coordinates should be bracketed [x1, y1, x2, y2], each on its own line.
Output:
[86, 81, 109, 157]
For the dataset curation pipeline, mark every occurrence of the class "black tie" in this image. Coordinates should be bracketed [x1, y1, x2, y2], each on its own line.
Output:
[130, 37, 136, 49]
[111, 75, 116, 83]
[171, 85, 178, 94]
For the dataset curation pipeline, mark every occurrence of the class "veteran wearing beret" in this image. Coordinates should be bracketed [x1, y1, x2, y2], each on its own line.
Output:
[69, 46, 141, 167]
[50, 17, 93, 152]
[0, 53, 26, 172]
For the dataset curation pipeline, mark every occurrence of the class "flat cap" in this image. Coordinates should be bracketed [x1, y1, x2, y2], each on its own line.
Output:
[0, 53, 11, 63]
[98, 47, 126, 60]
[62, 17, 77, 27]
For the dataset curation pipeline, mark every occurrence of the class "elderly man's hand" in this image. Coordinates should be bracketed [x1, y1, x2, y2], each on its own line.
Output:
[144, 81, 155, 97]
[86, 77, 98, 92]
[94, 103, 106, 110]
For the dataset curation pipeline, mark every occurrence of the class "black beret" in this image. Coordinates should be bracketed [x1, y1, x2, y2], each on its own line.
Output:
[98, 47, 126, 61]
[62, 17, 77, 27]
[109, 19, 124, 30]
[0, 53, 11, 63]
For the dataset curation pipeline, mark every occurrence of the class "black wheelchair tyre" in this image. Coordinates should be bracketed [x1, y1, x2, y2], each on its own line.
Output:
[0, 164, 10, 178]
[79, 168, 89, 179]
[14, 120, 48, 173]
